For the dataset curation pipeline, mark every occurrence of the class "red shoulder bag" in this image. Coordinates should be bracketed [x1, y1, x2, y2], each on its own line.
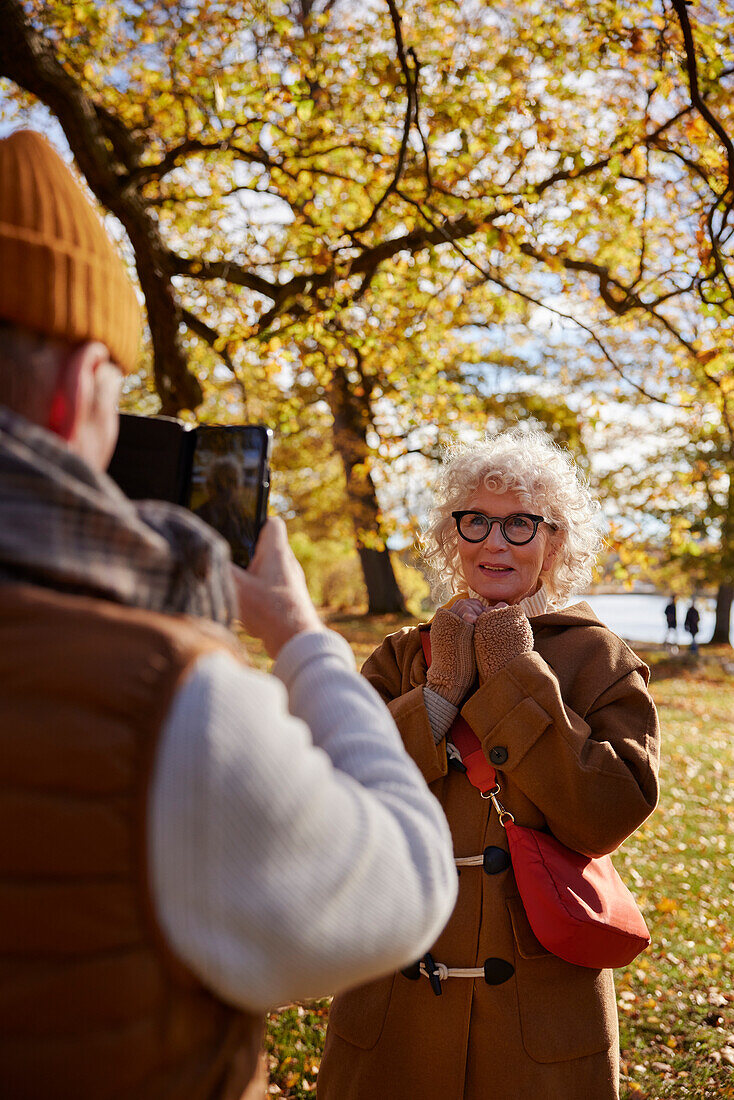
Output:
[420, 629, 651, 969]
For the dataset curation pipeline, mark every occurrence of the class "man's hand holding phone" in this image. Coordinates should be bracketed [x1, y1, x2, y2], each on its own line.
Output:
[108, 416, 322, 655]
[108, 417, 272, 569]
[232, 517, 325, 658]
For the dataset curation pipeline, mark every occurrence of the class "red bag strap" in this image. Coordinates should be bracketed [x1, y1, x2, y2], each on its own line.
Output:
[420, 627, 497, 797]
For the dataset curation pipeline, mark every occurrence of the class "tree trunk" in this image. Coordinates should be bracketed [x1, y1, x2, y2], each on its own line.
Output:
[708, 473, 734, 646]
[708, 582, 733, 645]
[357, 547, 407, 615]
[0, 0, 202, 413]
[327, 364, 406, 614]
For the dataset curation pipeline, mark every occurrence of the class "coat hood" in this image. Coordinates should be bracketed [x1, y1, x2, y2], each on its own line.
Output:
[530, 601, 606, 630]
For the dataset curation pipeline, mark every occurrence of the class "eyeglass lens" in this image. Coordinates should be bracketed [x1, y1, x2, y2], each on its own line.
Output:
[457, 512, 539, 545]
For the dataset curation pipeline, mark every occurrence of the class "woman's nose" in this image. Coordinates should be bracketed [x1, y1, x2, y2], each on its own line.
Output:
[482, 522, 507, 549]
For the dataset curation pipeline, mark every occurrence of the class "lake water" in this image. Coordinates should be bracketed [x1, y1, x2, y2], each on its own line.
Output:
[570, 593, 726, 645]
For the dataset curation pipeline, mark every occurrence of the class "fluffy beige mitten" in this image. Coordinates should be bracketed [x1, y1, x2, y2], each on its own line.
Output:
[473, 605, 534, 681]
[425, 607, 476, 706]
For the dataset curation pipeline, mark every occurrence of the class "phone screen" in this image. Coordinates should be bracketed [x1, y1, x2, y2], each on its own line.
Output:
[188, 426, 272, 569]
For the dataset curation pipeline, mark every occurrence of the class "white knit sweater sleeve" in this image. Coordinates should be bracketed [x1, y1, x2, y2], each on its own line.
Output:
[148, 629, 457, 1013]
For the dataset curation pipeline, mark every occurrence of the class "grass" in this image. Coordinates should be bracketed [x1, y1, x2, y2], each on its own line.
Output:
[256, 615, 734, 1099]
[614, 645, 734, 1099]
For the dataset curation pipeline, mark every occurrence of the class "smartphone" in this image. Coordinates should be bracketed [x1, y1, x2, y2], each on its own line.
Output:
[187, 424, 272, 569]
[108, 414, 272, 568]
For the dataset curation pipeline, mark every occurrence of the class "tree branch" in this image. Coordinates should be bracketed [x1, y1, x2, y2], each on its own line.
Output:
[180, 307, 248, 407]
[519, 244, 699, 356]
[165, 252, 280, 299]
[671, 0, 734, 303]
[670, 0, 734, 194]
[0, 0, 201, 413]
[396, 191, 694, 408]
[130, 135, 290, 187]
[350, 0, 418, 235]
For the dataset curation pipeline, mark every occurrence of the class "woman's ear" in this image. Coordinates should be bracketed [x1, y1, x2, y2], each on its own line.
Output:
[541, 532, 558, 574]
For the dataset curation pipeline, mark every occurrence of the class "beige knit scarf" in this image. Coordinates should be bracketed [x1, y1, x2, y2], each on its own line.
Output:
[467, 585, 548, 618]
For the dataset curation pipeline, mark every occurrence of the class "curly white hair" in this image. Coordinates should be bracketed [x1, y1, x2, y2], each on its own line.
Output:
[419, 428, 604, 607]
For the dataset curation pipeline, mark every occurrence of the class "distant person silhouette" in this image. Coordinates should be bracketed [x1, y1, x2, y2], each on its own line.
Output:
[664, 597, 678, 645]
[684, 600, 700, 654]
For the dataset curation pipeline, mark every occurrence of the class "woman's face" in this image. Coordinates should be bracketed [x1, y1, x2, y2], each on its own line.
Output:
[456, 488, 555, 606]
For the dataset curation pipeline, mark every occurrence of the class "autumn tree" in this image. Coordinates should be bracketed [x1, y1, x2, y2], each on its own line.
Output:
[0, 0, 732, 629]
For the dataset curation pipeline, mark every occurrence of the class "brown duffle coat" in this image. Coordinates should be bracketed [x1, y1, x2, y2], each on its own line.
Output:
[318, 602, 660, 1100]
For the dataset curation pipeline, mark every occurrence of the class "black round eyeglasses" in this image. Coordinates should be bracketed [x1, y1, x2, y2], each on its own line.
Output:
[451, 511, 550, 546]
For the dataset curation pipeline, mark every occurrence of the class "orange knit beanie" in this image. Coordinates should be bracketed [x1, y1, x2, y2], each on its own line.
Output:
[0, 130, 141, 374]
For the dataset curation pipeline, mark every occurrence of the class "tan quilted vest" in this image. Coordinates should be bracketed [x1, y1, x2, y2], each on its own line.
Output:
[0, 584, 264, 1100]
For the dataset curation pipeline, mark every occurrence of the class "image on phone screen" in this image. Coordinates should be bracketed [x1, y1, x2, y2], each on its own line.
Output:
[189, 426, 270, 569]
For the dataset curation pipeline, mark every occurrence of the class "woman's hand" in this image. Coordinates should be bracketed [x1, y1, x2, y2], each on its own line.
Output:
[473, 605, 534, 682]
[425, 606, 477, 706]
[449, 597, 487, 624]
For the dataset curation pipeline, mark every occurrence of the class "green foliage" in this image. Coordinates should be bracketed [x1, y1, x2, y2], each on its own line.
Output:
[2, 0, 733, 616]
[614, 656, 734, 1098]
[392, 552, 431, 618]
[597, 410, 734, 603]
[288, 531, 363, 610]
[288, 532, 430, 615]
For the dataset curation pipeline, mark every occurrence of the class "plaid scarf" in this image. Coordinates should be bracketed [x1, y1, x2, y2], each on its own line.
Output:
[0, 406, 237, 625]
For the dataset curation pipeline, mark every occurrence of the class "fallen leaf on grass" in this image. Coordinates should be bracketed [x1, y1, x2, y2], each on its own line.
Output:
[707, 988, 729, 1006]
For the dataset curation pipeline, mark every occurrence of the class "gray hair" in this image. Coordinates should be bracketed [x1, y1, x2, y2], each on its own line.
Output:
[0, 324, 66, 421]
[419, 428, 604, 607]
